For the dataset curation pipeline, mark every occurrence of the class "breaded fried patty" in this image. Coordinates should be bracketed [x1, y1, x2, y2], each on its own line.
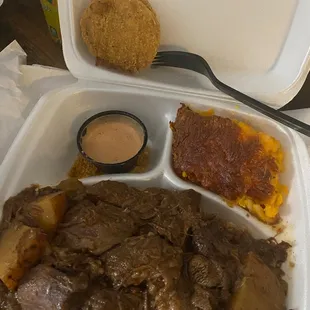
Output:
[171, 105, 286, 224]
[80, 0, 160, 72]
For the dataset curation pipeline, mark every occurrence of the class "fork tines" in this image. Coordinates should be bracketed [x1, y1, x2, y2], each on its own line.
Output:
[152, 53, 164, 66]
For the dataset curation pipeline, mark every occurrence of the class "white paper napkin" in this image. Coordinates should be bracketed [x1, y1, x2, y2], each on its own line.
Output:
[0, 41, 76, 164]
[0, 41, 28, 164]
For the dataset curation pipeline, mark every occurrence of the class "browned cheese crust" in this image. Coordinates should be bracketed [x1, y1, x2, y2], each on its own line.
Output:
[171, 105, 279, 203]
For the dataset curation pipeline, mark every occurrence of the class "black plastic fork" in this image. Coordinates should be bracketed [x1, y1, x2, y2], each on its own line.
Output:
[152, 51, 310, 137]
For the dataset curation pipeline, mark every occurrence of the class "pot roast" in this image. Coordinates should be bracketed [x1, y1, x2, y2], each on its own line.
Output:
[0, 179, 290, 310]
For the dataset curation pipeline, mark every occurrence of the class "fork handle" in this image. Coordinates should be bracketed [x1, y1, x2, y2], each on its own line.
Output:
[212, 78, 310, 137]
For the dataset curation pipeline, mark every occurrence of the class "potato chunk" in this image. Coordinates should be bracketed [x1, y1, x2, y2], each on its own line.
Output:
[21, 191, 67, 234]
[0, 223, 47, 290]
[230, 252, 286, 310]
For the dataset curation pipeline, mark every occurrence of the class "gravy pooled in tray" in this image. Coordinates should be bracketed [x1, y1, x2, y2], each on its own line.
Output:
[0, 179, 289, 310]
[171, 104, 286, 224]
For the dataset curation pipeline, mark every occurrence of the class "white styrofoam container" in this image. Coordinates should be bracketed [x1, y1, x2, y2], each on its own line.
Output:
[1, 0, 310, 307]
[0, 83, 309, 309]
[59, 0, 310, 107]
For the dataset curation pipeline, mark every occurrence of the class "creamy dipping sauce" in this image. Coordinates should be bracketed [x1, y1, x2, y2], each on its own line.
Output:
[81, 115, 144, 164]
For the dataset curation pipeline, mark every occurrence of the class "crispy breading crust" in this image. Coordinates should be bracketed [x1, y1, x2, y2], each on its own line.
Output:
[80, 0, 160, 72]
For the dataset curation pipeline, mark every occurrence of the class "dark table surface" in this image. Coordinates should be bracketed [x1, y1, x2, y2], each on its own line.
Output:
[0, 0, 309, 111]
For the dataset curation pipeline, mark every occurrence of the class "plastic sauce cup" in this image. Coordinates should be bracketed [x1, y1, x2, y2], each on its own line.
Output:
[77, 111, 148, 174]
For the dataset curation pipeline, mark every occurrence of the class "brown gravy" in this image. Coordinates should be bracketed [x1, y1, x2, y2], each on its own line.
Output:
[82, 115, 144, 164]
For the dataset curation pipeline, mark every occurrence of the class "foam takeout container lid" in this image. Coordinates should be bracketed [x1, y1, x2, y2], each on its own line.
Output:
[59, 0, 310, 107]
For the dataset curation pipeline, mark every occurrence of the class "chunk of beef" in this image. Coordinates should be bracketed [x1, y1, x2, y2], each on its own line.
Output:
[37, 186, 61, 197]
[0, 185, 62, 233]
[0, 280, 21, 310]
[174, 276, 194, 310]
[46, 246, 104, 278]
[86, 181, 163, 223]
[105, 234, 182, 289]
[0, 186, 38, 231]
[86, 181, 143, 207]
[192, 215, 289, 275]
[192, 216, 251, 292]
[188, 255, 229, 290]
[56, 200, 137, 255]
[191, 284, 216, 310]
[82, 284, 144, 310]
[87, 181, 201, 247]
[191, 215, 290, 309]
[230, 252, 287, 310]
[252, 238, 290, 270]
[57, 179, 86, 202]
[149, 276, 193, 310]
[105, 234, 184, 310]
[187, 255, 232, 309]
[16, 191, 68, 234]
[146, 189, 200, 247]
[192, 216, 253, 260]
[86, 182, 172, 219]
[16, 265, 88, 310]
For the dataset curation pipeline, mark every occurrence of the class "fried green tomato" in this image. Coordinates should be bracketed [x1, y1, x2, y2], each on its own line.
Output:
[80, 0, 160, 72]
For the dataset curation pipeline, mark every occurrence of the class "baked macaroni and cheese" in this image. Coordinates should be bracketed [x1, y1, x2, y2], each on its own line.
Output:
[171, 104, 286, 224]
